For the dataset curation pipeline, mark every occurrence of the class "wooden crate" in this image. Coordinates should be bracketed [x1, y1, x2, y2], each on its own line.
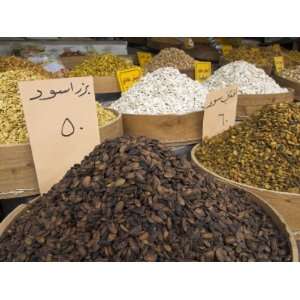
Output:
[0, 109, 123, 200]
[273, 73, 300, 101]
[191, 144, 300, 244]
[122, 111, 203, 147]
[237, 88, 294, 120]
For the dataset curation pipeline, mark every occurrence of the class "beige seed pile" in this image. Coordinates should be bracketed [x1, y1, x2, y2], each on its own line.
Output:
[0, 70, 49, 144]
[145, 48, 195, 72]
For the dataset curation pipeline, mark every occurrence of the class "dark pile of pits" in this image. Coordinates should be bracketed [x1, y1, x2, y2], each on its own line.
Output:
[0, 136, 291, 261]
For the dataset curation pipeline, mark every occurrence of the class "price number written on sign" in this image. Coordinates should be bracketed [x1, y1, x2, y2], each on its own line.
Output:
[274, 56, 285, 73]
[137, 51, 152, 67]
[18, 76, 100, 194]
[221, 44, 233, 56]
[117, 67, 142, 92]
[202, 86, 238, 139]
[250, 47, 260, 55]
[195, 61, 212, 82]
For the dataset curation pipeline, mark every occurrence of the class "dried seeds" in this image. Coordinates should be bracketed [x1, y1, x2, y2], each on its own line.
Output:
[0, 136, 291, 261]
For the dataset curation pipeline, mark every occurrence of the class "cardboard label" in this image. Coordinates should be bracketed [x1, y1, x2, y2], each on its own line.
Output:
[221, 44, 233, 56]
[137, 51, 152, 67]
[202, 86, 238, 139]
[19, 76, 100, 194]
[195, 61, 212, 82]
[117, 67, 142, 92]
[274, 56, 284, 73]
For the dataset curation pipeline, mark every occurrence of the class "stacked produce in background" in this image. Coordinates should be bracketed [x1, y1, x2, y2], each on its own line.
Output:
[195, 103, 300, 193]
[0, 56, 50, 76]
[0, 136, 291, 262]
[145, 48, 195, 73]
[68, 54, 134, 77]
[224, 46, 300, 71]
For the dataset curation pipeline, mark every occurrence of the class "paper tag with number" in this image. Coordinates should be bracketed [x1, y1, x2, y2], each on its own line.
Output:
[18, 76, 100, 193]
[195, 61, 212, 82]
[137, 51, 152, 67]
[274, 56, 284, 73]
[117, 67, 142, 92]
[202, 86, 238, 139]
[221, 44, 233, 56]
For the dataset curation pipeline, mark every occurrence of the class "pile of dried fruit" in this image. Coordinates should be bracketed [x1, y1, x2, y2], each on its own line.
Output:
[280, 65, 300, 83]
[145, 48, 195, 73]
[0, 136, 291, 261]
[68, 54, 134, 77]
[203, 61, 288, 95]
[0, 69, 116, 144]
[0, 56, 49, 76]
[195, 103, 300, 193]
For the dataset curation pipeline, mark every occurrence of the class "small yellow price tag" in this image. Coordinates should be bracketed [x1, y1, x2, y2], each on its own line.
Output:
[195, 61, 212, 82]
[117, 67, 142, 92]
[137, 51, 152, 67]
[222, 44, 233, 56]
[274, 56, 284, 73]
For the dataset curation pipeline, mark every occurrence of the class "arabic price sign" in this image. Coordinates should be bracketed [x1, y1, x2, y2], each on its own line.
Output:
[274, 56, 284, 73]
[195, 61, 212, 82]
[19, 76, 100, 194]
[137, 51, 152, 67]
[221, 44, 233, 56]
[202, 86, 238, 139]
[117, 67, 142, 92]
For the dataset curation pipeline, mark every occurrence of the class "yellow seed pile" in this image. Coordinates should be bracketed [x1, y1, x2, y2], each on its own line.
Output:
[0, 70, 49, 144]
[0, 70, 117, 145]
[0, 56, 50, 76]
[96, 102, 116, 127]
[68, 54, 134, 77]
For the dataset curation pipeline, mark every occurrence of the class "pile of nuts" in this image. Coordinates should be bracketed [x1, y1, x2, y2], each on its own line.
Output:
[68, 54, 134, 77]
[145, 48, 195, 73]
[203, 61, 288, 95]
[195, 103, 300, 193]
[280, 65, 300, 83]
[110, 67, 208, 114]
[0, 69, 116, 145]
[0, 136, 291, 261]
[0, 56, 50, 76]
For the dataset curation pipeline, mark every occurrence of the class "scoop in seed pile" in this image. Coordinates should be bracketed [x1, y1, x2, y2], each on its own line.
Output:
[0, 136, 291, 261]
[195, 103, 300, 193]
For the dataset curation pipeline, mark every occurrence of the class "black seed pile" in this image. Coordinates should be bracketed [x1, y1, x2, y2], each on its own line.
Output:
[0, 136, 291, 261]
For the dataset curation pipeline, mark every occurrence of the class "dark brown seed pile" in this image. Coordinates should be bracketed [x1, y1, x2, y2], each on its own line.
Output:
[0, 136, 291, 261]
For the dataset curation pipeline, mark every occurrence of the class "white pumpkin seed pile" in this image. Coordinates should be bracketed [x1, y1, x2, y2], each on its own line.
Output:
[110, 67, 208, 115]
[203, 61, 288, 95]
